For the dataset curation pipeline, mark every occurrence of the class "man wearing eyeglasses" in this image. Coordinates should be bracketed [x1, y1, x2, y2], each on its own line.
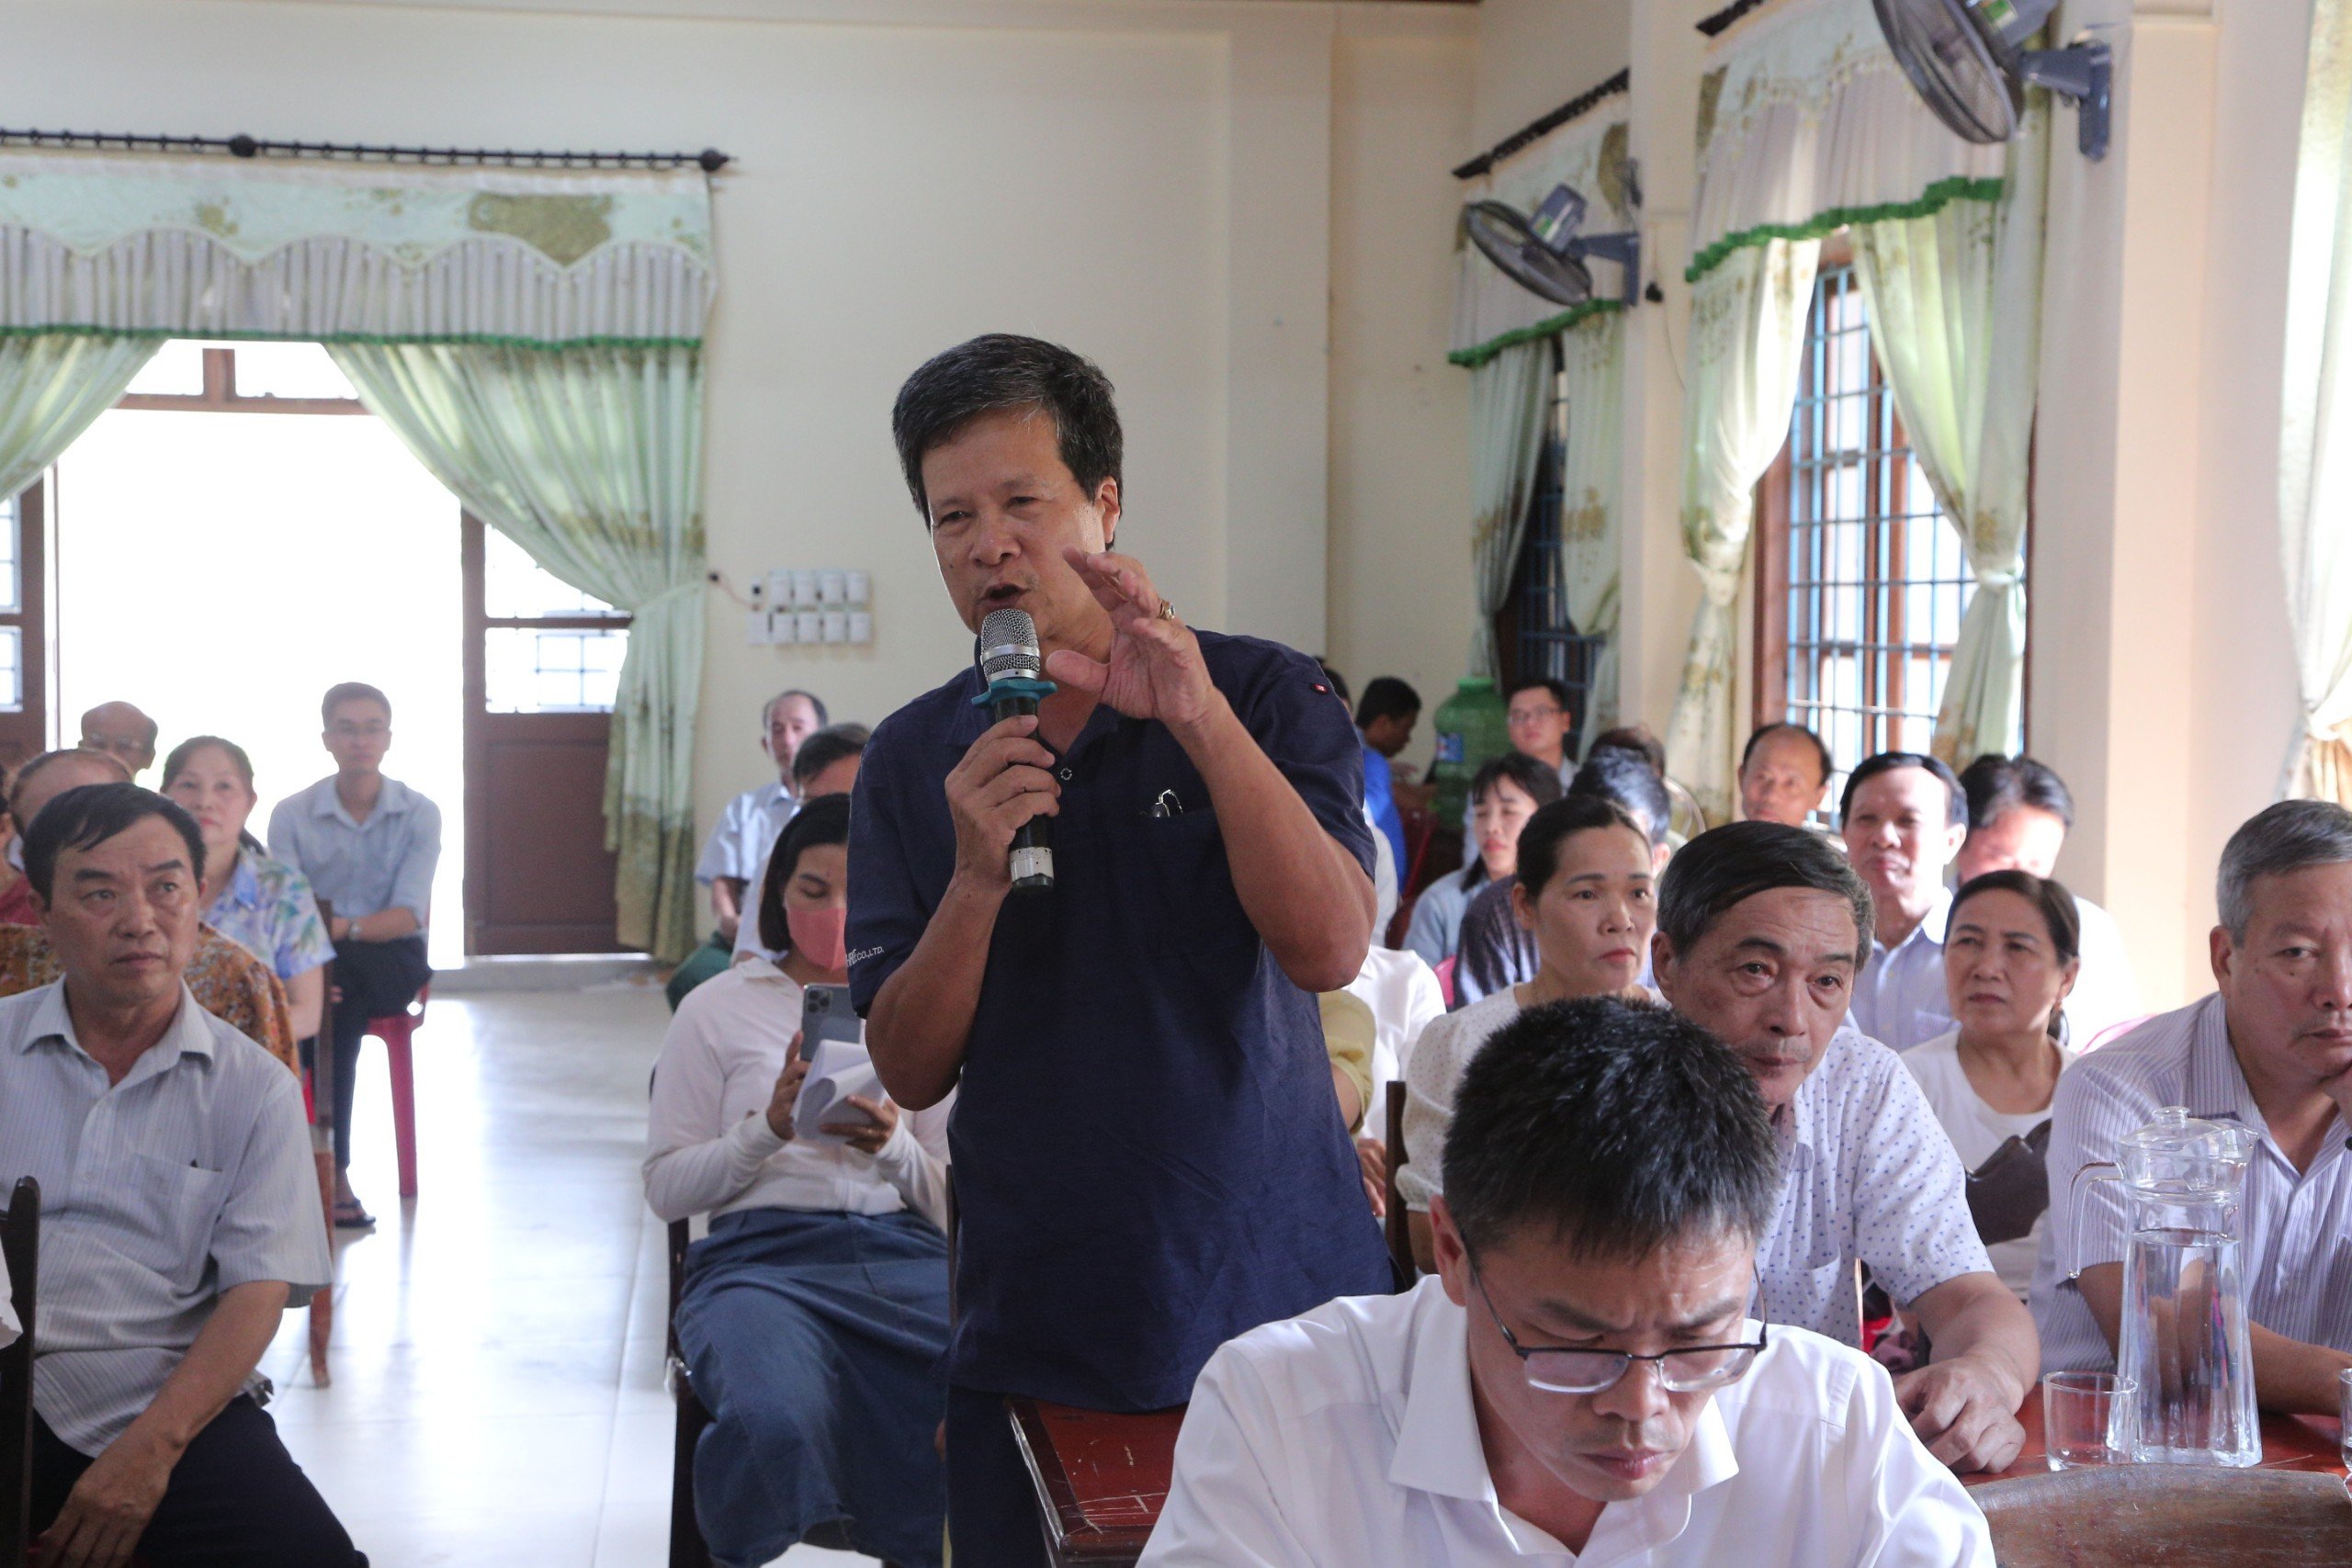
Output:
[1142, 997, 1992, 1567]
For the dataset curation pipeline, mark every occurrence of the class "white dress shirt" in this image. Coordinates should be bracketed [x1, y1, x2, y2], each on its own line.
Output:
[695, 779, 797, 888]
[2032, 993, 2352, 1374]
[1140, 1277, 1994, 1568]
[2062, 896, 2143, 1048]
[1902, 1028, 2079, 1300]
[1851, 887, 1955, 1054]
[643, 960, 951, 1229]
[0, 982, 331, 1454]
[1759, 1027, 1992, 1344]
[1346, 945, 1446, 1142]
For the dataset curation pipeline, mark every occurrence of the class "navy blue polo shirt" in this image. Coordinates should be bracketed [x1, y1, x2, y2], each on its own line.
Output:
[848, 630, 1394, 1410]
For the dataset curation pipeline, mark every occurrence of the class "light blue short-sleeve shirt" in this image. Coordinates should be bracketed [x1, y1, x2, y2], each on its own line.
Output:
[266, 775, 441, 929]
[0, 980, 331, 1454]
[695, 781, 797, 888]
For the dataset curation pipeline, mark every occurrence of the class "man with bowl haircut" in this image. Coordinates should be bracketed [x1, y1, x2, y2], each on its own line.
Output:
[1143, 997, 1993, 1566]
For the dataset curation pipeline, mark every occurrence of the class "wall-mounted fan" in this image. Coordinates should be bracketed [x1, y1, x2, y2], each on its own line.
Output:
[1872, 0, 2111, 161]
[1464, 181, 1641, 310]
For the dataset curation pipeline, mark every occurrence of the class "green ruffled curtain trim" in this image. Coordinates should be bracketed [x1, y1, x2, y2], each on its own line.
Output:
[1682, 175, 2004, 284]
[0, 323, 701, 353]
[1449, 299, 1624, 368]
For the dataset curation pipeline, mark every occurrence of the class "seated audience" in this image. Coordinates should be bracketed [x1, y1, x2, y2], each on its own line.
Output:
[1504, 676, 1577, 787]
[163, 736, 336, 1043]
[1354, 676, 1421, 880]
[1340, 942, 1446, 1218]
[267, 682, 439, 1230]
[1954, 754, 2141, 1045]
[77, 700, 159, 780]
[670, 689, 829, 1006]
[1401, 795, 1656, 1269]
[1141, 998, 1994, 1567]
[0, 783, 355, 1565]
[0, 750, 129, 926]
[1402, 754, 1559, 973]
[1904, 872, 2082, 1302]
[0, 749, 300, 1069]
[731, 725, 869, 966]
[1653, 822, 2037, 1472]
[646, 795, 950, 1568]
[1454, 746, 1670, 1006]
[1844, 751, 1968, 1052]
[1738, 722, 1835, 829]
[0, 760, 19, 909]
[2035, 799, 2352, 1412]
[1313, 664, 1401, 935]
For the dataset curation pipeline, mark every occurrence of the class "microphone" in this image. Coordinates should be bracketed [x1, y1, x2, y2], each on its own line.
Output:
[978, 608, 1057, 893]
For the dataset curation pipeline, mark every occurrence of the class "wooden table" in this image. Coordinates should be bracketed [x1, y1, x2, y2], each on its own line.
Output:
[1967, 1393, 2346, 1485]
[1007, 1399, 1183, 1567]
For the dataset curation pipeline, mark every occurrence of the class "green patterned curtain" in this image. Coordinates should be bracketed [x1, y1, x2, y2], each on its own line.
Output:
[2279, 0, 2352, 807]
[0, 333, 158, 502]
[331, 343, 707, 959]
[1465, 341, 1557, 679]
[1663, 239, 1821, 822]
[1851, 104, 2047, 767]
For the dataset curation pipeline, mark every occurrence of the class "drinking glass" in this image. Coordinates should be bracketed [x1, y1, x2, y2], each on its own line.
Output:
[2043, 1371, 2130, 1470]
[2337, 1366, 2352, 1470]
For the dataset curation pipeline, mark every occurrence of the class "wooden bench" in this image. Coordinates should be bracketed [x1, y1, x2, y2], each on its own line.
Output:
[1007, 1399, 1184, 1567]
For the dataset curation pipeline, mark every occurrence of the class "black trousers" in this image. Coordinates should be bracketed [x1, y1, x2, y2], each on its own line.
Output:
[31, 1396, 363, 1567]
[944, 1384, 1047, 1568]
[322, 934, 430, 1172]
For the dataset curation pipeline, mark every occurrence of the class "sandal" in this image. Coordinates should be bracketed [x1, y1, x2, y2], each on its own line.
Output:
[333, 1199, 377, 1229]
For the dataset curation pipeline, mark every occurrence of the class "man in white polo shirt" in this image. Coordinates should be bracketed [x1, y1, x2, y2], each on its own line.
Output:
[1143, 997, 1991, 1567]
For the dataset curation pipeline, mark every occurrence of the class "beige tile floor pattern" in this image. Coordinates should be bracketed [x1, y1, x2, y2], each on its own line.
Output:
[258, 984, 878, 1568]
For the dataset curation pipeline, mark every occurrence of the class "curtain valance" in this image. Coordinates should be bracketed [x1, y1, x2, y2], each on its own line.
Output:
[0, 150, 713, 347]
[1451, 110, 1633, 367]
[1688, 0, 2004, 281]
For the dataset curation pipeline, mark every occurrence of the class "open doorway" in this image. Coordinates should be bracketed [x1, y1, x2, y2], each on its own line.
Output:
[43, 340, 633, 964]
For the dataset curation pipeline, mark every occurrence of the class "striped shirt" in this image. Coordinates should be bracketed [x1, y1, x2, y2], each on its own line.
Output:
[266, 774, 441, 929]
[2031, 993, 2352, 1373]
[1759, 1026, 1992, 1344]
[0, 981, 331, 1454]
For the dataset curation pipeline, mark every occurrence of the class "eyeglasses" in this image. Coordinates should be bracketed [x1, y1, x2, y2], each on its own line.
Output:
[1507, 705, 1564, 724]
[1470, 1266, 1769, 1395]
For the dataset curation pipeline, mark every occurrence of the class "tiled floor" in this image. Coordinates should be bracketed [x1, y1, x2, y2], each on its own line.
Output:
[259, 984, 876, 1567]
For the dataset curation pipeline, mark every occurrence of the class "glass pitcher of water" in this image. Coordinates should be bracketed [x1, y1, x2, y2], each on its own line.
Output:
[2069, 1105, 2261, 1466]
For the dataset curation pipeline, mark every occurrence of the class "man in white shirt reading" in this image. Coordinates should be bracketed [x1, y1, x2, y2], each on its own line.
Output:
[1842, 752, 1967, 1052]
[1143, 996, 1993, 1567]
[1653, 821, 2039, 1473]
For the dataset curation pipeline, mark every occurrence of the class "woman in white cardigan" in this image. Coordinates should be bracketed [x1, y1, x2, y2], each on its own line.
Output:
[645, 794, 951, 1568]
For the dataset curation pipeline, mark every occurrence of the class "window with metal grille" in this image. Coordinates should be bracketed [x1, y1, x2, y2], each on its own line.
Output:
[1753, 263, 1984, 804]
[1506, 337, 1607, 754]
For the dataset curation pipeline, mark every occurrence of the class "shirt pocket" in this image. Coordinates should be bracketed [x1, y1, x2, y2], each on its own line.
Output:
[1136, 810, 1252, 953]
[111, 1153, 231, 1291]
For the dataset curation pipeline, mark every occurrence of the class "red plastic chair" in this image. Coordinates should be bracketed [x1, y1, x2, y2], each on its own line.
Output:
[364, 986, 429, 1199]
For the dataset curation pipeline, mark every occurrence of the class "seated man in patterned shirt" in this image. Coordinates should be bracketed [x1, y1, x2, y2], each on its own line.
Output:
[0, 783, 354, 1566]
[1652, 821, 2040, 1474]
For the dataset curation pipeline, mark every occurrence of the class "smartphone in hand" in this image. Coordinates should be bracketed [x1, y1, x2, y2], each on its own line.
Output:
[798, 983, 862, 1062]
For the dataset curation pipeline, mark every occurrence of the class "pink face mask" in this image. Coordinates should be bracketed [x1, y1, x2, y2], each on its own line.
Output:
[786, 905, 849, 972]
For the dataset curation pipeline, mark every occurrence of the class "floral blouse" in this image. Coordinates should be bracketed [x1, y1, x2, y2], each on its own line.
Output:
[206, 846, 336, 983]
[0, 923, 299, 1073]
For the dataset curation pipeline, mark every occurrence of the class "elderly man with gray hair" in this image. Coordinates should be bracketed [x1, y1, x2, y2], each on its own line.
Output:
[2035, 799, 2352, 1414]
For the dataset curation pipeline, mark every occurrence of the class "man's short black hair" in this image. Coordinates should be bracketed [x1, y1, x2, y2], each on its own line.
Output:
[890, 334, 1124, 524]
[1657, 820, 1874, 960]
[1441, 996, 1779, 1261]
[1588, 725, 1667, 779]
[322, 682, 391, 726]
[1514, 795, 1651, 899]
[1740, 722, 1834, 785]
[1838, 750, 1965, 829]
[1957, 753, 2075, 833]
[1355, 677, 1421, 730]
[1568, 748, 1671, 848]
[790, 725, 869, 794]
[25, 783, 207, 905]
[1504, 676, 1573, 714]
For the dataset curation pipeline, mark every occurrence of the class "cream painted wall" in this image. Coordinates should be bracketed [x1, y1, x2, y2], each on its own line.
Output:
[1327, 18, 1476, 772]
[0, 0, 1478, 895]
[1473, 0, 1635, 146]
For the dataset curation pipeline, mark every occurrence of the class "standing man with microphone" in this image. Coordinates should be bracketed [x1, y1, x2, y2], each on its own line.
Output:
[851, 334, 1391, 1565]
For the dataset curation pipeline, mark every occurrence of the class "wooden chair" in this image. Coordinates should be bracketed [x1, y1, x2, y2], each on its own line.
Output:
[2, 1176, 40, 1568]
[1008, 1398, 1181, 1567]
[364, 987, 428, 1200]
[1384, 1080, 1414, 1284]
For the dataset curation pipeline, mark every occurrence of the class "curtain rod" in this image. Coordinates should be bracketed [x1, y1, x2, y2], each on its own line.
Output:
[0, 128, 729, 172]
[1452, 68, 1631, 181]
[1696, 0, 1771, 39]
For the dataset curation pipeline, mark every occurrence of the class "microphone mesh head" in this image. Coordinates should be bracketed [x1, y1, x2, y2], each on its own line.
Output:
[979, 608, 1043, 684]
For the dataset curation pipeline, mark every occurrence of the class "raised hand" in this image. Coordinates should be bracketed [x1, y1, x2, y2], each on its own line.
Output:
[1043, 548, 1216, 731]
